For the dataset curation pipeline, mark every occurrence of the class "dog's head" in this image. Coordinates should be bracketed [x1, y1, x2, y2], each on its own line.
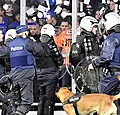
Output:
[56, 87, 74, 103]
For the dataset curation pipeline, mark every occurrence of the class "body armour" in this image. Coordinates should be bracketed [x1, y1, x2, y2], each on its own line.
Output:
[69, 32, 100, 67]
[109, 33, 120, 67]
[77, 32, 100, 61]
[9, 36, 35, 69]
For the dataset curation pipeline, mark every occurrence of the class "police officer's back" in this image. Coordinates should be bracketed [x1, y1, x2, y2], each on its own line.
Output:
[36, 24, 63, 115]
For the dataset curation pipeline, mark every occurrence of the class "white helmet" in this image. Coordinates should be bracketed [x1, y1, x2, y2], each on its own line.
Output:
[80, 16, 98, 32]
[103, 12, 120, 31]
[5, 29, 16, 42]
[41, 24, 55, 37]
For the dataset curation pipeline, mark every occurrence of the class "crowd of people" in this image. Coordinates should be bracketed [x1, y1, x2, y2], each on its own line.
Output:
[0, 0, 120, 115]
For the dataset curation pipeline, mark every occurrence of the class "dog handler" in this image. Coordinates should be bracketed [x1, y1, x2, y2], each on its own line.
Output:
[88, 12, 120, 114]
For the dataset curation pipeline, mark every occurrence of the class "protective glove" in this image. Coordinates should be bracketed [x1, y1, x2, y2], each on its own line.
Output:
[88, 63, 94, 71]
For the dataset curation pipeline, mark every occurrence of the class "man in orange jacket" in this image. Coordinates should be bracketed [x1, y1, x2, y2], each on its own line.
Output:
[55, 27, 72, 89]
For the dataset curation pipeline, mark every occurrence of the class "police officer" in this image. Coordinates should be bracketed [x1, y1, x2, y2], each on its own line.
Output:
[37, 24, 63, 115]
[0, 25, 46, 115]
[4, 29, 17, 73]
[88, 12, 120, 114]
[0, 30, 6, 78]
[69, 16, 101, 93]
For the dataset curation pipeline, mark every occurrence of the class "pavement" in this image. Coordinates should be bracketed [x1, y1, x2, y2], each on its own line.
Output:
[0, 110, 67, 115]
[27, 111, 67, 115]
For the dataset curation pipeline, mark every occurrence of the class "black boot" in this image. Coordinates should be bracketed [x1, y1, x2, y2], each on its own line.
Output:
[44, 100, 55, 115]
[37, 100, 45, 115]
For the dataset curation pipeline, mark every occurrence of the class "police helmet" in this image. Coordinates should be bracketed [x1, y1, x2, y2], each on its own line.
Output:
[80, 16, 98, 32]
[103, 12, 120, 31]
[5, 29, 16, 42]
[41, 24, 55, 37]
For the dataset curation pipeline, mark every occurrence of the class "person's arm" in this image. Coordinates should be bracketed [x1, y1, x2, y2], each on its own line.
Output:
[93, 36, 119, 68]
[0, 30, 10, 58]
[0, 45, 10, 58]
[55, 31, 65, 50]
[88, 36, 119, 71]
[26, 39, 45, 57]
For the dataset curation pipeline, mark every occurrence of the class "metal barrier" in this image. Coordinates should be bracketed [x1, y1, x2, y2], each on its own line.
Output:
[0, 102, 64, 111]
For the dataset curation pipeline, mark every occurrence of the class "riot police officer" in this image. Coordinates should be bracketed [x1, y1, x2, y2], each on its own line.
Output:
[69, 16, 101, 93]
[0, 29, 17, 115]
[88, 12, 120, 114]
[0, 30, 6, 78]
[0, 25, 46, 115]
[37, 24, 63, 115]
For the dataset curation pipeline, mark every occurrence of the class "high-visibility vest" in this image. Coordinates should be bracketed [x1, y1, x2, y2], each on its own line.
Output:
[55, 28, 72, 65]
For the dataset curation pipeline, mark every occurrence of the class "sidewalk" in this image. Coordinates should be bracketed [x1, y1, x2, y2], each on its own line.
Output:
[0, 110, 67, 115]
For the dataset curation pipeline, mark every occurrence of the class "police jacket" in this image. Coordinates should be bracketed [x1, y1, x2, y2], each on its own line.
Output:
[36, 43, 60, 70]
[69, 31, 100, 67]
[9, 36, 36, 69]
[36, 34, 63, 70]
[93, 32, 120, 68]
[0, 37, 45, 69]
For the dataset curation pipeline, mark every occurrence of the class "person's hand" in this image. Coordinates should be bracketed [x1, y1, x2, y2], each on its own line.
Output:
[29, 37, 36, 42]
[0, 30, 3, 42]
[88, 63, 94, 71]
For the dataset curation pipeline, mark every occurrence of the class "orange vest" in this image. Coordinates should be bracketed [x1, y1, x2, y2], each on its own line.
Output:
[55, 28, 72, 65]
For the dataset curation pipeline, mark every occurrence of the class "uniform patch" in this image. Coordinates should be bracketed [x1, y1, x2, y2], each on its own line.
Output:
[11, 46, 24, 51]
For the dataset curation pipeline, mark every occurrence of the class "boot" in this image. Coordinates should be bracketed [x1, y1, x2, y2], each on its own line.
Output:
[44, 100, 54, 115]
[37, 100, 45, 115]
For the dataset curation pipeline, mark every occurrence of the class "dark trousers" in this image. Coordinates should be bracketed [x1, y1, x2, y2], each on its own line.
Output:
[37, 82, 57, 115]
[33, 70, 40, 102]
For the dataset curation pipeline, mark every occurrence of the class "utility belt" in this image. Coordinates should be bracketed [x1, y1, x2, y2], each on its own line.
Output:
[103, 67, 120, 76]
[109, 68, 120, 76]
[39, 67, 57, 73]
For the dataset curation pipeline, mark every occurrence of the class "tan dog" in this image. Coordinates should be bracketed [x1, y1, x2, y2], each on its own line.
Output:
[56, 87, 120, 115]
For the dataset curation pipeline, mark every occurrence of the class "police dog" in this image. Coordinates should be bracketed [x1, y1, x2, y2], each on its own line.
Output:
[56, 87, 119, 115]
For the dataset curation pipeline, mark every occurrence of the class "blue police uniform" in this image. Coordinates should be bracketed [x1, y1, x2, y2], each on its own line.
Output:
[92, 32, 120, 94]
[9, 36, 36, 115]
[9, 37, 35, 69]
[92, 32, 120, 114]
